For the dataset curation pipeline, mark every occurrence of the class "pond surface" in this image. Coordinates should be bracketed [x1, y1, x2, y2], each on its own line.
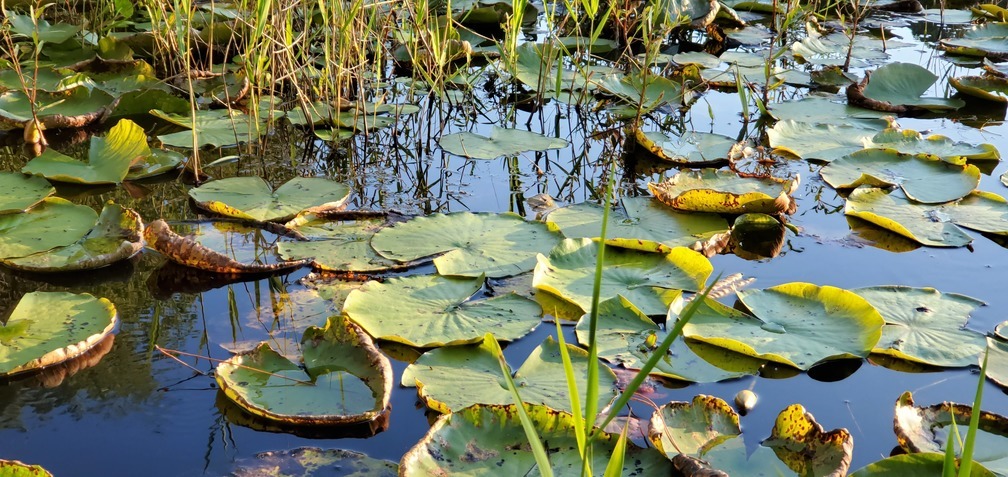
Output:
[2, 1, 1008, 475]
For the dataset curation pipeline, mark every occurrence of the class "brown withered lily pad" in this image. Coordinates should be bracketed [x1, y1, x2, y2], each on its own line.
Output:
[649, 169, 798, 215]
[143, 219, 310, 275]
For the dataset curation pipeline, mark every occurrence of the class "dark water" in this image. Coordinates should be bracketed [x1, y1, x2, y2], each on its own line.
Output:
[2, 7, 1008, 477]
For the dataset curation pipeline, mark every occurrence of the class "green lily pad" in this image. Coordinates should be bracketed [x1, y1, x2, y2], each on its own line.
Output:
[342, 274, 541, 347]
[988, 337, 1008, 390]
[767, 119, 879, 162]
[648, 394, 741, 458]
[22, 119, 151, 184]
[125, 148, 184, 180]
[950, 75, 1008, 102]
[792, 31, 890, 68]
[401, 335, 616, 413]
[8, 13, 80, 43]
[939, 22, 1008, 60]
[578, 296, 764, 382]
[672, 51, 722, 68]
[769, 96, 891, 127]
[233, 448, 398, 477]
[0, 88, 116, 129]
[894, 391, 1008, 476]
[0, 197, 98, 259]
[866, 128, 1001, 163]
[188, 176, 350, 223]
[0, 291, 118, 377]
[648, 169, 797, 214]
[652, 0, 720, 27]
[845, 187, 1008, 247]
[0, 172, 54, 214]
[680, 283, 884, 370]
[544, 197, 729, 252]
[285, 100, 418, 133]
[370, 212, 560, 278]
[438, 126, 568, 160]
[278, 216, 402, 273]
[855, 286, 986, 367]
[533, 238, 712, 315]
[2, 203, 143, 272]
[852, 62, 965, 112]
[216, 315, 392, 426]
[595, 70, 692, 116]
[151, 108, 267, 148]
[634, 130, 736, 166]
[511, 42, 600, 97]
[821, 149, 981, 203]
[850, 453, 995, 476]
[0, 67, 92, 93]
[0, 459, 54, 477]
[984, 59, 1008, 77]
[400, 403, 671, 476]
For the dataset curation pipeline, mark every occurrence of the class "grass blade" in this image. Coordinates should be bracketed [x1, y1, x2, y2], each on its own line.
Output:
[555, 319, 587, 459]
[958, 347, 989, 477]
[602, 421, 628, 477]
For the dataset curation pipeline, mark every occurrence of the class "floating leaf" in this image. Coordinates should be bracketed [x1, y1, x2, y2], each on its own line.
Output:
[680, 283, 884, 370]
[767, 119, 878, 162]
[634, 130, 736, 166]
[151, 108, 267, 148]
[950, 75, 1008, 102]
[143, 219, 310, 274]
[648, 169, 797, 214]
[866, 128, 1001, 163]
[3, 203, 143, 272]
[278, 216, 402, 273]
[124, 148, 184, 180]
[894, 391, 1008, 476]
[595, 70, 693, 116]
[188, 176, 350, 222]
[987, 337, 1008, 390]
[0, 459, 54, 477]
[579, 296, 763, 382]
[544, 197, 729, 252]
[401, 335, 615, 413]
[342, 274, 541, 347]
[216, 315, 392, 427]
[370, 212, 560, 278]
[0, 172, 54, 214]
[8, 13, 79, 43]
[939, 22, 1008, 60]
[0, 88, 115, 129]
[848, 62, 965, 112]
[791, 31, 889, 68]
[769, 96, 890, 127]
[850, 453, 995, 476]
[533, 238, 712, 315]
[0, 67, 92, 93]
[821, 149, 981, 203]
[0, 291, 117, 378]
[438, 126, 568, 160]
[0, 198, 97, 259]
[648, 395, 741, 458]
[729, 213, 787, 260]
[232, 448, 398, 477]
[855, 286, 986, 367]
[400, 403, 670, 476]
[22, 119, 151, 184]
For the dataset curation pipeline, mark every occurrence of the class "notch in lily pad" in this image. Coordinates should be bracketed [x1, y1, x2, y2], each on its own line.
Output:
[188, 176, 350, 223]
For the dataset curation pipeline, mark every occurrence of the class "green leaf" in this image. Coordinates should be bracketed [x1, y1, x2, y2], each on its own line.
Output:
[278, 217, 402, 273]
[0, 459, 54, 477]
[370, 212, 560, 278]
[8, 13, 80, 43]
[438, 126, 569, 160]
[2, 203, 143, 272]
[399, 403, 671, 476]
[545, 197, 729, 252]
[401, 335, 616, 414]
[0, 291, 117, 377]
[648, 394, 741, 457]
[0, 88, 115, 129]
[125, 148, 184, 180]
[791, 31, 889, 68]
[855, 286, 987, 367]
[866, 128, 1001, 163]
[215, 315, 392, 426]
[0, 197, 98, 259]
[950, 75, 1008, 102]
[861, 62, 966, 111]
[232, 448, 398, 477]
[821, 149, 981, 203]
[151, 108, 267, 148]
[634, 130, 736, 165]
[648, 169, 797, 214]
[188, 176, 350, 222]
[767, 119, 878, 162]
[579, 296, 763, 382]
[939, 23, 1008, 59]
[22, 119, 151, 184]
[849, 453, 995, 477]
[533, 238, 712, 315]
[0, 172, 54, 214]
[986, 337, 1008, 391]
[769, 96, 891, 127]
[343, 274, 541, 347]
[0, 67, 93, 93]
[681, 283, 885, 370]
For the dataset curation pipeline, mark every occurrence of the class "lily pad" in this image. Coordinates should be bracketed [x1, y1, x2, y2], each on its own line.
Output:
[821, 149, 981, 203]
[792, 31, 890, 68]
[278, 216, 402, 273]
[232, 448, 398, 477]
[850, 453, 995, 476]
[1, 291, 118, 377]
[544, 197, 729, 252]
[894, 391, 1008, 476]
[0, 88, 116, 129]
[401, 335, 616, 413]
[0, 67, 92, 93]
[370, 212, 560, 278]
[849, 62, 965, 112]
[342, 274, 541, 347]
[988, 337, 1008, 390]
[22, 119, 151, 184]
[648, 169, 798, 214]
[648, 394, 741, 458]
[0, 198, 98, 259]
[680, 283, 885, 370]
[0, 460, 53, 477]
[939, 22, 1008, 60]
[578, 296, 764, 382]
[438, 126, 569, 160]
[0, 172, 54, 214]
[2, 203, 143, 272]
[188, 176, 350, 223]
[533, 238, 712, 315]
[124, 148, 185, 180]
[143, 219, 310, 274]
[767, 119, 879, 162]
[151, 108, 267, 148]
[216, 315, 392, 427]
[950, 75, 1008, 102]
[595, 70, 693, 116]
[866, 128, 1001, 163]
[8, 13, 80, 43]
[634, 130, 736, 166]
[855, 286, 987, 367]
[400, 403, 671, 476]
[769, 96, 891, 126]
